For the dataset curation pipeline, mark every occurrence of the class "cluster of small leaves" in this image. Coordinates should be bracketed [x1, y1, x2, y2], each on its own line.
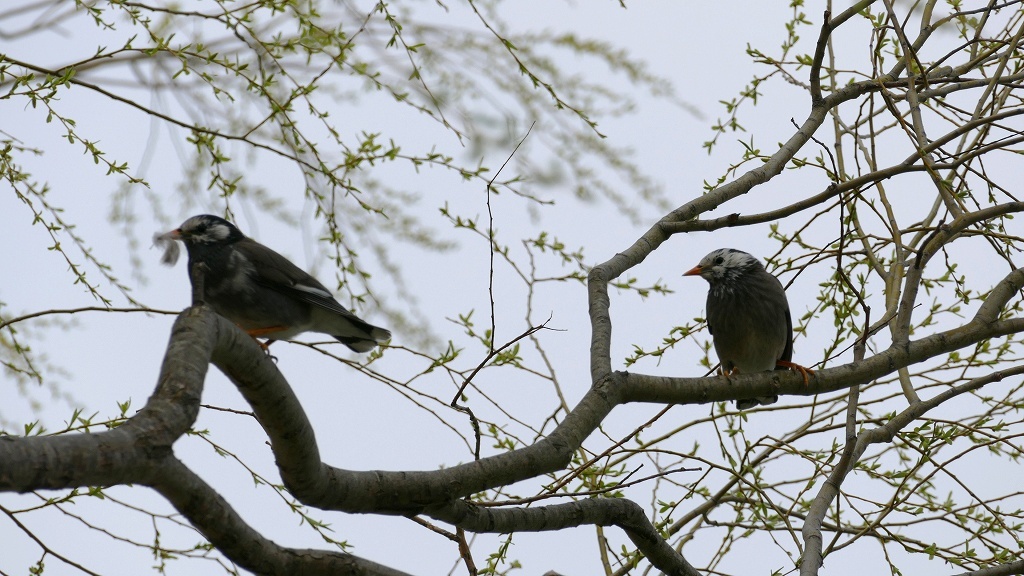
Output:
[0, 302, 46, 395]
[703, 2, 814, 154]
[624, 321, 706, 368]
[0, 140, 139, 308]
[478, 533, 521, 576]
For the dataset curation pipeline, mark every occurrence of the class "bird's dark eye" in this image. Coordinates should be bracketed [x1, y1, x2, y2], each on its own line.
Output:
[714, 256, 724, 265]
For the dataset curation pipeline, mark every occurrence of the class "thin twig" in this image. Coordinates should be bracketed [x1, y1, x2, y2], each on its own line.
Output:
[478, 465, 698, 507]
[450, 318, 552, 405]
[0, 306, 179, 331]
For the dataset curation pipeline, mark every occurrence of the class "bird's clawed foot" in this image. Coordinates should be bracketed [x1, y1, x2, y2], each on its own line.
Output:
[259, 339, 279, 362]
[722, 368, 779, 409]
[776, 360, 814, 385]
[243, 327, 281, 361]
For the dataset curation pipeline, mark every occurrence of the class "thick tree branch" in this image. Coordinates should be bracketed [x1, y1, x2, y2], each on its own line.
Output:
[618, 263, 1024, 405]
[210, 321, 615, 513]
[808, 9, 833, 104]
[0, 308, 410, 576]
[952, 559, 1024, 576]
[0, 306, 215, 490]
[151, 456, 412, 576]
[425, 497, 700, 576]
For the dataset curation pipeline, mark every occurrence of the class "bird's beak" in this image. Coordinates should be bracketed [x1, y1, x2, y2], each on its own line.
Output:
[683, 265, 702, 277]
[154, 229, 182, 242]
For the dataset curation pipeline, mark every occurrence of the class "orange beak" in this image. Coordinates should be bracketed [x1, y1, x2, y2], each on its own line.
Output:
[683, 265, 702, 276]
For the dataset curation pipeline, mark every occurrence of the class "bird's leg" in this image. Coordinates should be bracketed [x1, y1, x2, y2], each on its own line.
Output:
[776, 360, 814, 386]
[243, 327, 284, 359]
[254, 340, 278, 363]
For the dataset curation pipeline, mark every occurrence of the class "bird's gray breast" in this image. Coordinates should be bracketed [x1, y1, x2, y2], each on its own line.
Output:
[198, 248, 257, 299]
[706, 272, 789, 373]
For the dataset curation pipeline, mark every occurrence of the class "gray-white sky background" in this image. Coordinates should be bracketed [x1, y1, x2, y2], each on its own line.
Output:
[2, 1, 1021, 575]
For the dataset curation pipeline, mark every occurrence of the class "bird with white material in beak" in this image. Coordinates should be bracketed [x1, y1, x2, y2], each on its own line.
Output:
[156, 214, 391, 353]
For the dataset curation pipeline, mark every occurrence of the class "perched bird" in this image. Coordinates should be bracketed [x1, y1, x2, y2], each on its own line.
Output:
[155, 214, 391, 352]
[684, 248, 811, 410]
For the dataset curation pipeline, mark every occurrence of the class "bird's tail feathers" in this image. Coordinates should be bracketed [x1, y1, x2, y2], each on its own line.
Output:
[335, 326, 391, 353]
[735, 395, 779, 410]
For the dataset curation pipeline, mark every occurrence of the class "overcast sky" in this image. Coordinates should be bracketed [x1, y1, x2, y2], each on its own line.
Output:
[3, 2, 1008, 575]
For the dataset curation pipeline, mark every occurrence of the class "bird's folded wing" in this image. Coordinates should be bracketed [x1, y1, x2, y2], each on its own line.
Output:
[236, 240, 366, 322]
[780, 307, 794, 363]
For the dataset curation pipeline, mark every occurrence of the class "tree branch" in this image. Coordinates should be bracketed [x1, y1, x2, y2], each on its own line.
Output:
[151, 456, 412, 576]
[425, 497, 700, 576]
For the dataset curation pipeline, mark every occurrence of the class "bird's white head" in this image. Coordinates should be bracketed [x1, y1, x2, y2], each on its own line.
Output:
[175, 215, 243, 246]
[154, 214, 244, 265]
[684, 248, 762, 285]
